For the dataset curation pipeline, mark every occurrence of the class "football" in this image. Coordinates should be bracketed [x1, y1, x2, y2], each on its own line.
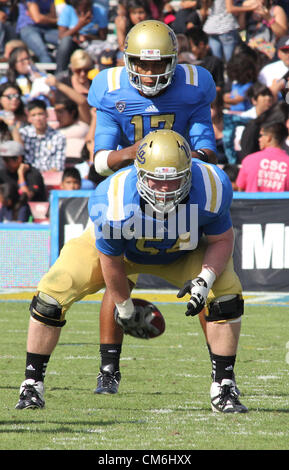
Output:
[131, 298, 166, 339]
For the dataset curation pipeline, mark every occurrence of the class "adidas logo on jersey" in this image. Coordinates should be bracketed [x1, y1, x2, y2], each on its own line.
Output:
[145, 105, 159, 113]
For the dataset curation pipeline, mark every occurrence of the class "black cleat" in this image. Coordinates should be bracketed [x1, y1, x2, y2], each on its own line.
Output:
[210, 379, 248, 413]
[15, 379, 45, 409]
[94, 366, 121, 394]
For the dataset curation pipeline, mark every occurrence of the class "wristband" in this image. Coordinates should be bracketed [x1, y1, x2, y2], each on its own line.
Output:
[94, 150, 114, 176]
[198, 268, 216, 290]
[195, 149, 209, 163]
[18, 182, 26, 187]
[115, 297, 134, 319]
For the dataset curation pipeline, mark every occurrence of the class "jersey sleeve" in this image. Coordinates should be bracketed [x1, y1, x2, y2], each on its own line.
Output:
[193, 161, 233, 235]
[93, 109, 121, 152]
[87, 69, 109, 109]
[187, 66, 217, 151]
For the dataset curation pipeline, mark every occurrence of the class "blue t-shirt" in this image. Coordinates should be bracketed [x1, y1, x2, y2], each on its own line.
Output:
[87, 64, 217, 154]
[58, 4, 108, 36]
[88, 161, 233, 265]
[17, 0, 55, 32]
[230, 81, 253, 112]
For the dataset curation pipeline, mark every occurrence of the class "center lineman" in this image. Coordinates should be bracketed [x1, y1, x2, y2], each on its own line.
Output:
[16, 129, 247, 413]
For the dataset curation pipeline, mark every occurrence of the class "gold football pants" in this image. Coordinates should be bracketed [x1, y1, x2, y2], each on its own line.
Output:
[38, 226, 242, 323]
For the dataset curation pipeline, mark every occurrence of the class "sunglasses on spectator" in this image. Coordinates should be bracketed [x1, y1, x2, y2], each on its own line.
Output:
[74, 68, 91, 74]
[2, 93, 20, 100]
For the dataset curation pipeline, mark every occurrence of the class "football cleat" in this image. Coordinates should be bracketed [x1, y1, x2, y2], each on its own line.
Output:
[94, 366, 121, 395]
[211, 370, 241, 396]
[15, 379, 45, 409]
[210, 379, 248, 413]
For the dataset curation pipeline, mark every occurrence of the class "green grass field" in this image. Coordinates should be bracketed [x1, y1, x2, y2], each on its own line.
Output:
[1, 297, 289, 451]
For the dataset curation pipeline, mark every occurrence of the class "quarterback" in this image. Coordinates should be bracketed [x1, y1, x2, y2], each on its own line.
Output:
[16, 130, 247, 413]
[88, 19, 217, 175]
[86, 19, 219, 396]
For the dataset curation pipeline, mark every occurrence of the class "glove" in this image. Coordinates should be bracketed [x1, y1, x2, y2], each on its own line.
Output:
[114, 303, 159, 339]
[177, 277, 210, 317]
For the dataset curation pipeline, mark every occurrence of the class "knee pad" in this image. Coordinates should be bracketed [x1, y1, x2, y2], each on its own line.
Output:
[30, 292, 66, 327]
[206, 294, 244, 323]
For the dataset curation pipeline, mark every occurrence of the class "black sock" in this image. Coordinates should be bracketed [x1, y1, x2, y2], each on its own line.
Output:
[100, 344, 122, 373]
[25, 352, 50, 382]
[207, 343, 212, 361]
[211, 353, 236, 383]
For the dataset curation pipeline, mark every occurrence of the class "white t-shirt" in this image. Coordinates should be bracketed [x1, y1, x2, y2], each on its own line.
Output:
[258, 60, 289, 87]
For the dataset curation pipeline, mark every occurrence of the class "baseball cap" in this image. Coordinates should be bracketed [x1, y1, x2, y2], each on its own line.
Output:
[0, 140, 24, 157]
[98, 49, 116, 71]
[277, 35, 289, 50]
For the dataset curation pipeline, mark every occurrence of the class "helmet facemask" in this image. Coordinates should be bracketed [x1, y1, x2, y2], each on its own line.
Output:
[123, 20, 178, 97]
[124, 54, 177, 96]
[136, 166, 191, 214]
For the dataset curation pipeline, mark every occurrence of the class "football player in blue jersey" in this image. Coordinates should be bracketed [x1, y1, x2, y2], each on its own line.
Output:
[87, 19, 218, 176]
[15, 20, 221, 410]
[15, 130, 247, 413]
[86, 19, 220, 395]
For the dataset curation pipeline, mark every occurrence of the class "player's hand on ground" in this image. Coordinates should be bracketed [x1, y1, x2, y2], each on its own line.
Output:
[177, 278, 209, 316]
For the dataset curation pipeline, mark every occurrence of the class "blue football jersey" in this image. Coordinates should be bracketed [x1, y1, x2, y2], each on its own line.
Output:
[88, 160, 233, 265]
[87, 64, 217, 153]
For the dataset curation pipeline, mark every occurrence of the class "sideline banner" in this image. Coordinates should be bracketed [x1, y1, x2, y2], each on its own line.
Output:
[50, 191, 289, 292]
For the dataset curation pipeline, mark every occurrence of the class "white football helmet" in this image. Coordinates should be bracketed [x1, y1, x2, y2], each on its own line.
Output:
[135, 130, 192, 213]
[123, 20, 178, 96]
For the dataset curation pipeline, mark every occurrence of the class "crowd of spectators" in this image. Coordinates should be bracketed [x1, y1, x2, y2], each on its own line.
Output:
[1, 0, 289, 222]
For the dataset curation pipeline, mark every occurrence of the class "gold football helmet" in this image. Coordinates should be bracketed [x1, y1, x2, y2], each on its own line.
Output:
[123, 20, 178, 96]
[135, 130, 192, 213]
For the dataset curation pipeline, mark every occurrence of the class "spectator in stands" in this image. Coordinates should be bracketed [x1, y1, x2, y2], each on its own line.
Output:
[258, 35, 289, 99]
[53, 49, 94, 124]
[56, 0, 108, 74]
[45, 71, 91, 125]
[0, 39, 26, 63]
[222, 163, 240, 191]
[211, 90, 227, 163]
[60, 167, 81, 190]
[202, 0, 261, 62]
[239, 101, 289, 159]
[56, 48, 93, 101]
[236, 121, 289, 192]
[0, 140, 47, 201]
[1, 46, 52, 105]
[234, 82, 274, 151]
[16, 0, 58, 64]
[169, 1, 202, 34]
[0, 0, 18, 56]
[115, 0, 151, 64]
[0, 82, 27, 129]
[0, 181, 31, 222]
[54, 97, 90, 163]
[223, 52, 258, 112]
[240, 0, 288, 61]
[19, 99, 66, 172]
[186, 27, 225, 91]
